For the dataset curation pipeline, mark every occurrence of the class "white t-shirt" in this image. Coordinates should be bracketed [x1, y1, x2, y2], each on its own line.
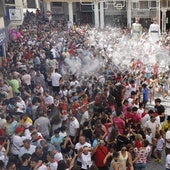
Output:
[44, 95, 54, 106]
[75, 142, 91, 162]
[68, 118, 80, 136]
[166, 131, 170, 148]
[11, 135, 26, 155]
[48, 161, 58, 170]
[37, 164, 48, 170]
[80, 111, 89, 125]
[22, 74, 31, 85]
[51, 72, 62, 87]
[166, 154, 170, 169]
[81, 152, 93, 169]
[141, 114, 150, 128]
[144, 120, 159, 137]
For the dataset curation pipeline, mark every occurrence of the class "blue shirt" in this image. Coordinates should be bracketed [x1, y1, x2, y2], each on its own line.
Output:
[50, 135, 63, 151]
[143, 88, 149, 101]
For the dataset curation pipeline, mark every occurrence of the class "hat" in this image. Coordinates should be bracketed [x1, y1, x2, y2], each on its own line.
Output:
[15, 126, 25, 134]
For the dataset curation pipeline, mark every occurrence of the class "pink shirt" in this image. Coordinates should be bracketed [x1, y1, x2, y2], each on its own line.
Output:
[132, 113, 141, 123]
[113, 117, 125, 134]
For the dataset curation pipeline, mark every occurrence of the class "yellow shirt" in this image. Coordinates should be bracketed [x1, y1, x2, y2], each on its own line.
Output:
[20, 117, 33, 128]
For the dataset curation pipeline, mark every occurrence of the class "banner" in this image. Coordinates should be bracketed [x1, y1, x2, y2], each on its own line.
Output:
[0, 28, 8, 46]
[9, 8, 22, 21]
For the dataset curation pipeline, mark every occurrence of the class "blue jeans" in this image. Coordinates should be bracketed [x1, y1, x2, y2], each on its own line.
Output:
[135, 163, 147, 170]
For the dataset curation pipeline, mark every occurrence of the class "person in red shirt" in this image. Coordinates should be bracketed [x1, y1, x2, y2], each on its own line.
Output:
[71, 99, 80, 116]
[124, 107, 133, 124]
[131, 106, 141, 123]
[81, 94, 89, 113]
[93, 140, 109, 170]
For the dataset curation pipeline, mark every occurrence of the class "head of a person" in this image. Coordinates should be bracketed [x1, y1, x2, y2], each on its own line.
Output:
[82, 146, 91, 155]
[15, 126, 25, 136]
[131, 91, 136, 98]
[6, 162, 16, 170]
[21, 113, 28, 121]
[112, 152, 119, 161]
[132, 106, 138, 114]
[57, 160, 67, 170]
[40, 139, 48, 148]
[123, 99, 129, 106]
[121, 146, 127, 153]
[142, 139, 149, 147]
[6, 115, 13, 123]
[153, 18, 157, 23]
[31, 131, 39, 141]
[83, 121, 89, 127]
[47, 151, 55, 162]
[21, 153, 31, 163]
[135, 17, 140, 23]
[23, 139, 31, 149]
[68, 114, 74, 121]
[79, 135, 86, 145]
[126, 143, 134, 153]
[35, 146, 43, 156]
[54, 129, 60, 137]
[98, 139, 105, 147]
[148, 109, 154, 116]
[30, 156, 39, 168]
[155, 98, 161, 105]
[150, 115, 156, 122]
[60, 126, 66, 132]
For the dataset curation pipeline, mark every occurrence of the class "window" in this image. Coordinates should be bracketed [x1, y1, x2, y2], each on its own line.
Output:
[52, 2, 62, 7]
[132, 2, 139, 9]
[5, 0, 15, 4]
[27, 0, 36, 8]
[149, 1, 157, 8]
[139, 1, 148, 9]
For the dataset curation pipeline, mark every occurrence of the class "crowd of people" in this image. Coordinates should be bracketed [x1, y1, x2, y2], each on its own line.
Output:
[0, 10, 170, 170]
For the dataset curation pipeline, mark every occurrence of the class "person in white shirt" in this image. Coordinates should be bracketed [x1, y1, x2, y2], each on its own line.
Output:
[80, 110, 90, 126]
[166, 129, 170, 155]
[18, 139, 36, 158]
[21, 70, 31, 87]
[149, 18, 161, 43]
[131, 17, 142, 40]
[68, 114, 80, 143]
[165, 153, 170, 170]
[47, 151, 58, 170]
[78, 146, 93, 170]
[51, 68, 62, 94]
[11, 126, 26, 156]
[44, 90, 54, 107]
[75, 135, 91, 167]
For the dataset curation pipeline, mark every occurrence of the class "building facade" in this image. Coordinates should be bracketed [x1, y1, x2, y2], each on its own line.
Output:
[43, 0, 170, 31]
[1, 0, 170, 31]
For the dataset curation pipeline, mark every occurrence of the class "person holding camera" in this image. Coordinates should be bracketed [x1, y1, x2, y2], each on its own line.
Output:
[93, 140, 109, 170]
[78, 146, 94, 170]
